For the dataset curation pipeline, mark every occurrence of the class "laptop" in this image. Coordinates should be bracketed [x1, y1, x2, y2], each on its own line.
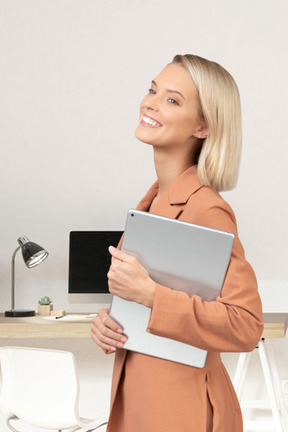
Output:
[109, 209, 234, 367]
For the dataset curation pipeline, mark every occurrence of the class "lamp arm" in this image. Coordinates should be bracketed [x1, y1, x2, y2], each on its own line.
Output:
[11, 246, 21, 311]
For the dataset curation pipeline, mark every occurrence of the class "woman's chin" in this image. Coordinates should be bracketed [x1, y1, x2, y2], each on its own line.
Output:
[134, 127, 151, 144]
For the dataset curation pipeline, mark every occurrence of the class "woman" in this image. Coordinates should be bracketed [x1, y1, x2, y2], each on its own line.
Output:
[91, 54, 263, 432]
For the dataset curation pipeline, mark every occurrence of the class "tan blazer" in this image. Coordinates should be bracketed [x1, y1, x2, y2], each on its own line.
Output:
[106, 165, 263, 432]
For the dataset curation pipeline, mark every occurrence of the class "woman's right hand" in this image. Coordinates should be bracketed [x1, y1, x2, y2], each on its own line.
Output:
[90, 308, 127, 354]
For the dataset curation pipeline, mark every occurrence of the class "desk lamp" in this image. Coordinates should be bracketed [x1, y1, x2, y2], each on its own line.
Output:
[5, 236, 49, 317]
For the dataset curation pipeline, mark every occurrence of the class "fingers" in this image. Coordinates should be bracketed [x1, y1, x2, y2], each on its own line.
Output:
[90, 308, 127, 353]
[109, 245, 133, 263]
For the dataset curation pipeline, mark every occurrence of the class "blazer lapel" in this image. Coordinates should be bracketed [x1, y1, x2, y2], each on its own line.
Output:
[135, 165, 204, 220]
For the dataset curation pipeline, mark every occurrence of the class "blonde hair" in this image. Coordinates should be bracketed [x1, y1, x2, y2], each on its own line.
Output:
[172, 54, 242, 192]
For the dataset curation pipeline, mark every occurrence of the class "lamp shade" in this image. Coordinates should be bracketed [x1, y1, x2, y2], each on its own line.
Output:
[18, 236, 49, 268]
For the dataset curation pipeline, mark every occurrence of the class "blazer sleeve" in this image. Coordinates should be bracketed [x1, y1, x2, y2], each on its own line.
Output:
[147, 189, 264, 353]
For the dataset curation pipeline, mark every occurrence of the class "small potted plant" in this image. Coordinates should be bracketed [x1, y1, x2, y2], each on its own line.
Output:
[38, 296, 53, 316]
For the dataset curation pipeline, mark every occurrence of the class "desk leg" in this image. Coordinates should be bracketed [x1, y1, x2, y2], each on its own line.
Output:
[233, 341, 287, 432]
[264, 339, 288, 430]
[258, 340, 284, 431]
[233, 351, 252, 400]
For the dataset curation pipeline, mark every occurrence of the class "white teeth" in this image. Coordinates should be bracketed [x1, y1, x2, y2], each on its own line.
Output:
[143, 116, 160, 127]
[143, 116, 152, 124]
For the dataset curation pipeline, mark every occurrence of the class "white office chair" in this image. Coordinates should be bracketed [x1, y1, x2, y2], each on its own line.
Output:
[0, 346, 108, 432]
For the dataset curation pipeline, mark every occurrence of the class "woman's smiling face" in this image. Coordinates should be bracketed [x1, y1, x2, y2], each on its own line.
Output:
[135, 63, 207, 151]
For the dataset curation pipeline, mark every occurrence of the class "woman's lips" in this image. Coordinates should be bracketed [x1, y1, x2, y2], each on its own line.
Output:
[141, 115, 162, 128]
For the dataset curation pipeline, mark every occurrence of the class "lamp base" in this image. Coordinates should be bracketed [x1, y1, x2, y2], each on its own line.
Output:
[5, 310, 35, 317]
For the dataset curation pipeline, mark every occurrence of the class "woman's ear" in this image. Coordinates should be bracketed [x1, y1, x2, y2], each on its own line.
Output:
[195, 125, 209, 139]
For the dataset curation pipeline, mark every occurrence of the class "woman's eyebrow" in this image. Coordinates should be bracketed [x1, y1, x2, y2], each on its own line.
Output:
[151, 80, 185, 100]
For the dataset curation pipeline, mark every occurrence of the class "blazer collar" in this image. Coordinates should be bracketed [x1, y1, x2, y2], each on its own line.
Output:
[168, 165, 203, 205]
[136, 165, 204, 219]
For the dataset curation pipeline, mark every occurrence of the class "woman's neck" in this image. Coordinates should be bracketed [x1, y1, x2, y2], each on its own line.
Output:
[153, 147, 195, 198]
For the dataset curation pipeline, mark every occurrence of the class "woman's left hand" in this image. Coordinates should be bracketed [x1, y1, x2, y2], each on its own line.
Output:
[108, 246, 157, 308]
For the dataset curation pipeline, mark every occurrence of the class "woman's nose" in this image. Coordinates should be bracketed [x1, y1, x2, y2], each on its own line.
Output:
[142, 94, 159, 112]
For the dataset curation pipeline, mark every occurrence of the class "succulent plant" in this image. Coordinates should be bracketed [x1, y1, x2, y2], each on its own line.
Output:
[38, 296, 52, 305]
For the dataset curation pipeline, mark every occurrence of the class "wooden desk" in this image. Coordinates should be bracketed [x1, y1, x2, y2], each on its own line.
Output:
[0, 313, 93, 339]
[261, 312, 288, 338]
[0, 312, 287, 339]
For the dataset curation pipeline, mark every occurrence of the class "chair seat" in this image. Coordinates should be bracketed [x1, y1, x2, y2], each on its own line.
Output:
[0, 347, 108, 432]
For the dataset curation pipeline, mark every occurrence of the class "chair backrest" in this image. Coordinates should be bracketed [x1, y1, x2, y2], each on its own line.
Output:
[0, 346, 81, 429]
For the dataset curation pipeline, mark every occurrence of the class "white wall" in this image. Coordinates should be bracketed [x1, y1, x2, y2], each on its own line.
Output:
[1, 0, 288, 287]
[0, 0, 288, 428]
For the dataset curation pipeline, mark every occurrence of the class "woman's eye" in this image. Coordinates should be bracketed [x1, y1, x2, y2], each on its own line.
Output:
[148, 88, 156, 95]
[168, 98, 179, 105]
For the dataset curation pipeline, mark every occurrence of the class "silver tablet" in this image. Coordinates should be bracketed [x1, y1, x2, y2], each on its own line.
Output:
[110, 209, 234, 367]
